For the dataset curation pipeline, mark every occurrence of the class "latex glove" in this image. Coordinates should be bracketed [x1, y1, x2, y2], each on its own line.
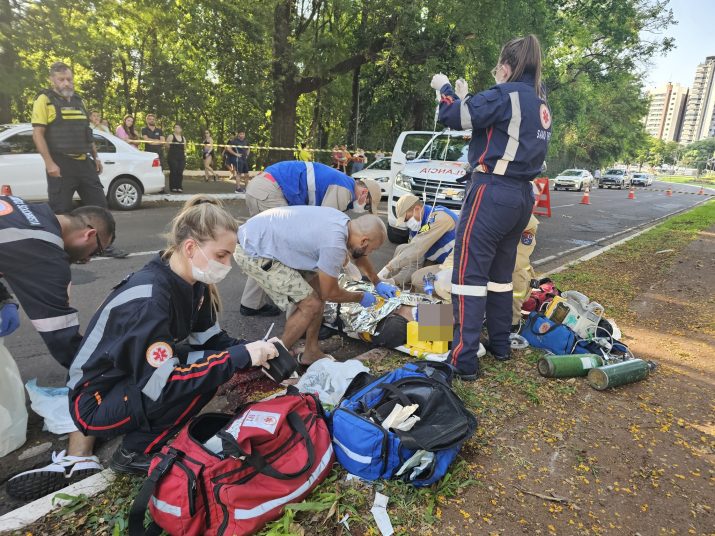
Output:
[377, 266, 391, 280]
[430, 73, 450, 91]
[375, 282, 398, 299]
[0, 303, 20, 337]
[455, 78, 469, 99]
[245, 339, 280, 367]
[360, 292, 377, 308]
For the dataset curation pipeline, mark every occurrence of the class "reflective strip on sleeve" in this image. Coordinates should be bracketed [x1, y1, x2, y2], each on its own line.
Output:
[151, 495, 182, 517]
[234, 444, 334, 520]
[305, 162, 317, 205]
[487, 281, 513, 292]
[425, 239, 455, 262]
[142, 357, 179, 402]
[0, 228, 64, 249]
[67, 284, 154, 389]
[451, 284, 487, 297]
[30, 312, 79, 332]
[334, 437, 373, 464]
[460, 98, 472, 130]
[188, 322, 221, 345]
[492, 91, 522, 176]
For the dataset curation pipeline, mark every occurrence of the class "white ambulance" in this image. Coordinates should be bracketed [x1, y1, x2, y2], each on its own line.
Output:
[387, 129, 471, 243]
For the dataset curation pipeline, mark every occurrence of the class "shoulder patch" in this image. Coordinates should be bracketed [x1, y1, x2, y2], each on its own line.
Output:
[146, 341, 173, 368]
[0, 199, 14, 217]
[521, 231, 534, 246]
[539, 103, 552, 129]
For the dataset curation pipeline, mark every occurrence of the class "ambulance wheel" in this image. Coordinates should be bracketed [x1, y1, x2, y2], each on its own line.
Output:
[108, 177, 142, 210]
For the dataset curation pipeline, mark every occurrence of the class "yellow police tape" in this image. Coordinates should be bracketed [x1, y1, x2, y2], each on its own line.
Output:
[129, 139, 389, 155]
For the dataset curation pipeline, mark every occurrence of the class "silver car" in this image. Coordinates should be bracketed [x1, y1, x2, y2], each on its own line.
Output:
[554, 169, 593, 191]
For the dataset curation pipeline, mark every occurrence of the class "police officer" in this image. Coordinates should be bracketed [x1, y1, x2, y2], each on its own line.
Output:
[378, 194, 458, 288]
[241, 160, 382, 316]
[66, 196, 279, 474]
[32, 61, 126, 257]
[431, 34, 551, 379]
[1, 194, 116, 499]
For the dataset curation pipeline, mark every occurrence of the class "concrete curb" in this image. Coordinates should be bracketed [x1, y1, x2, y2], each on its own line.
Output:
[0, 469, 115, 532]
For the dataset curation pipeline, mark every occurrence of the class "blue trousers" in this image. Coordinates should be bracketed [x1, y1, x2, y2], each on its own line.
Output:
[450, 174, 534, 375]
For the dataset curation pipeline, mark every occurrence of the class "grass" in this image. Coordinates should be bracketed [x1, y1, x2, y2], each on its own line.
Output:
[657, 174, 715, 188]
[15, 201, 715, 536]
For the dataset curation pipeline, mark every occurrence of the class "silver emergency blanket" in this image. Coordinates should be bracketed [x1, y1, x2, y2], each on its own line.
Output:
[323, 277, 439, 335]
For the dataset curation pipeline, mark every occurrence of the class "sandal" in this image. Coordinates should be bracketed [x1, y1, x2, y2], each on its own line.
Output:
[295, 352, 336, 369]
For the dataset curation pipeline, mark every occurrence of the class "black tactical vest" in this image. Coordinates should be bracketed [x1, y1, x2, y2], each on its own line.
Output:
[39, 89, 93, 155]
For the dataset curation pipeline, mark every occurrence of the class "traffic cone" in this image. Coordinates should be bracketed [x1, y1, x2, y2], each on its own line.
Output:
[665, 188, 672, 197]
[580, 187, 591, 205]
[1, 184, 12, 196]
[698, 186, 705, 195]
[628, 188, 635, 200]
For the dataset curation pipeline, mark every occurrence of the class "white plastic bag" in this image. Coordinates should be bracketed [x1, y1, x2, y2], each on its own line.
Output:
[296, 358, 369, 406]
[0, 337, 28, 457]
[25, 378, 78, 434]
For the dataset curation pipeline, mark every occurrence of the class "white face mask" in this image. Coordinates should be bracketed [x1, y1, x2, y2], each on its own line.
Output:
[352, 201, 367, 214]
[406, 217, 422, 232]
[190, 245, 232, 284]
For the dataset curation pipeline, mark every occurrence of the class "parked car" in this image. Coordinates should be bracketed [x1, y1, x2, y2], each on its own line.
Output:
[351, 157, 391, 197]
[0, 123, 165, 210]
[553, 169, 593, 191]
[630, 172, 653, 187]
[599, 168, 630, 189]
[386, 129, 470, 244]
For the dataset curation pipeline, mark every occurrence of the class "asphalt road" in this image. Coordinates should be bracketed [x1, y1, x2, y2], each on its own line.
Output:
[0, 177, 710, 515]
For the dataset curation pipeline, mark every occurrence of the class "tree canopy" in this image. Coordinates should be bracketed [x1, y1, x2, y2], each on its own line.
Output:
[0, 0, 675, 171]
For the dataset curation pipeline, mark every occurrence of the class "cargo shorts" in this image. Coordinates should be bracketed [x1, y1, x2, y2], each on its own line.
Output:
[233, 244, 314, 310]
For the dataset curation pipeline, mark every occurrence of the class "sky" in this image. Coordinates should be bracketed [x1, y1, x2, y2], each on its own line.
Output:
[643, 0, 715, 89]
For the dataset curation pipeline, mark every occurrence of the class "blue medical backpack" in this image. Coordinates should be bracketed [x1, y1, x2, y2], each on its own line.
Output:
[328, 362, 477, 487]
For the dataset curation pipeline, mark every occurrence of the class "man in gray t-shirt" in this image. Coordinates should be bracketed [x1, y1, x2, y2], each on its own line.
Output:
[234, 206, 395, 365]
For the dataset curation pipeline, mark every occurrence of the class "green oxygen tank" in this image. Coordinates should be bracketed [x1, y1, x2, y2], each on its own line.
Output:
[587, 359, 657, 390]
[537, 354, 604, 378]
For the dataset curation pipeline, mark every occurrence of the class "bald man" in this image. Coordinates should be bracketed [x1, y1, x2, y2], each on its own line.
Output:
[234, 206, 395, 365]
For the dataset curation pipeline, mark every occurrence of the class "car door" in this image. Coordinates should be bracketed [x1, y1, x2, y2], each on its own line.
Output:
[0, 128, 46, 199]
[92, 131, 118, 190]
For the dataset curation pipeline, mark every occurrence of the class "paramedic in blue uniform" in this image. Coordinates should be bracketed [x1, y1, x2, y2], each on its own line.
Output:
[1, 195, 116, 499]
[241, 160, 383, 316]
[66, 196, 280, 474]
[377, 193, 458, 288]
[432, 34, 551, 379]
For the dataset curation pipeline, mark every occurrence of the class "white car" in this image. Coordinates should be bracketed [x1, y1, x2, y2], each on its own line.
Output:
[351, 157, 391, 197]
[630, 172, 653, 186]
[387, 130, 470, 243]
[553, 169, 593, 191]
[0, 123, 165, 210]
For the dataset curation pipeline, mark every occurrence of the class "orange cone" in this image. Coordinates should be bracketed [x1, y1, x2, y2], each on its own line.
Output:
[580, 187, 591, 205]
[628, 188, 635, 200]
[1, 184, 12, 196]
[666, 188, 672, 197]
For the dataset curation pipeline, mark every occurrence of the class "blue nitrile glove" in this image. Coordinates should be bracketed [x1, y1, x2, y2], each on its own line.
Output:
[0, 303, 20, 337]
[375, 282, 398, 299]
[360, 292, 377, 308]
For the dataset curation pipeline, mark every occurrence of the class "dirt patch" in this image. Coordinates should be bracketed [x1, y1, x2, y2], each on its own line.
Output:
[439, 226, 715, 535]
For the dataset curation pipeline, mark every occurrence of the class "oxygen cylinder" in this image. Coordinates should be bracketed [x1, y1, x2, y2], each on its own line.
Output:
[537, 353, 604, 378]
[587, 359, 656, 390]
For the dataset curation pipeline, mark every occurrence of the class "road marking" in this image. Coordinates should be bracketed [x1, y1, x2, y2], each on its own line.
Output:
[551, 203, 576, 208]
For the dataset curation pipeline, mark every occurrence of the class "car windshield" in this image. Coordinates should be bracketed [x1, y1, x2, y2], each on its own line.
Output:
[605, 169, 623, 175]
[560, 169, 582, 176]
[367, 158, 391, 171]
[420, 135, 470, 162]
[633, 173, 645, 178]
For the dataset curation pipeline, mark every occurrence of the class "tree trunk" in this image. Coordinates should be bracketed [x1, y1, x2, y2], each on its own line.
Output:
[346, 65, 361, 149]
[0, 0, 17, 123]
[268, 84, 299, 163]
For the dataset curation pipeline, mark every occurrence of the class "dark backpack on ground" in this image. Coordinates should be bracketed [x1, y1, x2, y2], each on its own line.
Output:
[329, 361, 476, 487]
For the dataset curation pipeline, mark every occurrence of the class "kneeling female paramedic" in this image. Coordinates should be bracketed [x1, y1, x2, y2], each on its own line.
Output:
[431, 34, 551, 380]
[68, 196, 280, 474]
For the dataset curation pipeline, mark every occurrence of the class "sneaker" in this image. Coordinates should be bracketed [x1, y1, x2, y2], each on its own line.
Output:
[235, 187, 246, 193]
[486, 345, 512, 361]
[109, 445, 152, 475]
[101, 245, 129, 258]
[240, 304, 281, 317]
[6, 450, 102, 501]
